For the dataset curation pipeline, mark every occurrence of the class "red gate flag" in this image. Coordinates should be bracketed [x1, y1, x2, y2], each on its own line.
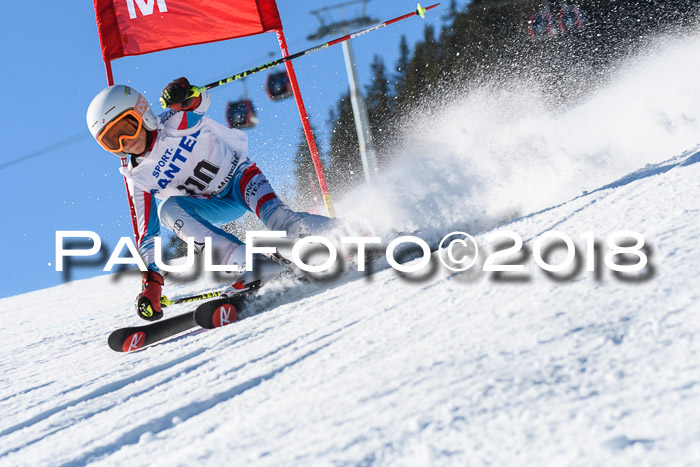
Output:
[93, 0, 283, 62]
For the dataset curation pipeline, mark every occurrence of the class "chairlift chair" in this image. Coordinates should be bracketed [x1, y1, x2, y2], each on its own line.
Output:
[528, 11, 554, 37]
[266, 70, 293, 101]
[558, 5, 585, 33]
[225, 99, 258, 129]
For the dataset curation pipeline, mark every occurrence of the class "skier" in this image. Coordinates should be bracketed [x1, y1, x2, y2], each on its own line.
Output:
[86, 78, 335, 321]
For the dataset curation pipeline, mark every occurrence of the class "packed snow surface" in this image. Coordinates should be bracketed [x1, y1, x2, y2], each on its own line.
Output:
[2, 32, 700, 466]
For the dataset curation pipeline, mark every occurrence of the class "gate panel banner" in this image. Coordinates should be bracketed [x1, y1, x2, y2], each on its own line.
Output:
[93, 0, 283, 61]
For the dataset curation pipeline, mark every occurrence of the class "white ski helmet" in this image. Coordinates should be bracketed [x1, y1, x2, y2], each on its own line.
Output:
[86, 85, 158, 157]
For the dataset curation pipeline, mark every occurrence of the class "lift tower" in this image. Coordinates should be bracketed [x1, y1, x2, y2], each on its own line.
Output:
[309, 0, 379, 183]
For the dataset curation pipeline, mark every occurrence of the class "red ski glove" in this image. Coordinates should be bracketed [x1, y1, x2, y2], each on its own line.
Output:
[136, 270, 164, 321]
[159, 77, 202, 111]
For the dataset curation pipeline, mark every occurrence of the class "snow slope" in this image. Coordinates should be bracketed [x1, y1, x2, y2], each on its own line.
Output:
[2, 32, 700, 466]
[1, 149, 699, 465]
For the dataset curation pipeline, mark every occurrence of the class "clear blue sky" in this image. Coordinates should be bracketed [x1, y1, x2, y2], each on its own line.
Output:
[0, 1, 445, 298]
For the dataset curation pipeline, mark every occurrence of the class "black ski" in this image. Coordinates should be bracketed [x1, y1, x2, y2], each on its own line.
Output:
[108, 310, 197, 352]
[193, 293, 251, 329]
[109, 280, 270, 352]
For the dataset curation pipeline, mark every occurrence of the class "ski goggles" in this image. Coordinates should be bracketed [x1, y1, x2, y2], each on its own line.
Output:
[97, 110, 143, 153]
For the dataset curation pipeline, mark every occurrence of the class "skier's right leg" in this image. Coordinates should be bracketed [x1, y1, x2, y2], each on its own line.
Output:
[158, 195, 290, 286]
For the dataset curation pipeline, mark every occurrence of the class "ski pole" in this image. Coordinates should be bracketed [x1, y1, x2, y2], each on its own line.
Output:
[160, 290, 223, 307]
[161, 3, 440, 108]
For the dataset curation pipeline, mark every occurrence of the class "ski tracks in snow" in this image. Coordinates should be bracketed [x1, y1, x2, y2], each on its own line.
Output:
[0, 295, 362, 466]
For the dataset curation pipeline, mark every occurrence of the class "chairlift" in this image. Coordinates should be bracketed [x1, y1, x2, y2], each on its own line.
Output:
[529, 2, 584, 38]
[226, 99, 258, 129]
[528, 11, 554, 37]
[226, 77, 258, 130]
[266, 70, 293, 101]
[558, 5, 584, 33]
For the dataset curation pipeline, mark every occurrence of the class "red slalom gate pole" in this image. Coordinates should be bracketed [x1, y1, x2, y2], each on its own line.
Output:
[276, 29, 335, 217]
[104, 59, 141, 244]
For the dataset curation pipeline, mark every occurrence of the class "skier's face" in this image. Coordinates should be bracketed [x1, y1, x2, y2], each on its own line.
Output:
[121, 127, 147, 155]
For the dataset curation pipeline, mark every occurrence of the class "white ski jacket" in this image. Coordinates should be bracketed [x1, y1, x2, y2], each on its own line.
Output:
[119, 92, 249, 268]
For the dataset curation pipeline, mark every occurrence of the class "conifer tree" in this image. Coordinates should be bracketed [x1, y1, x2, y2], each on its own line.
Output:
[327, 93, 363, 195]
[291, 126, 321, 211]
[393, 35, 411, 104]
[322, 0, 700, 197]
[366, 55, 392, 162]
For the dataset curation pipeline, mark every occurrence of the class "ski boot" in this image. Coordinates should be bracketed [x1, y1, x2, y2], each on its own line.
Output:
[220, 252, 293, 298]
